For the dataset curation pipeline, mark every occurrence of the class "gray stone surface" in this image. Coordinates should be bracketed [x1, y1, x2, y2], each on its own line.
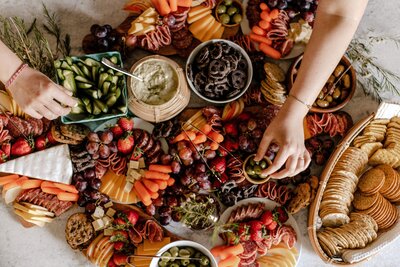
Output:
[0, 0, 399, 266]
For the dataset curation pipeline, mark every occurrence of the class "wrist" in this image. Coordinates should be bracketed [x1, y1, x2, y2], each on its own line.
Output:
[280, 96, 309, 120]
[0, 57, 23, 86]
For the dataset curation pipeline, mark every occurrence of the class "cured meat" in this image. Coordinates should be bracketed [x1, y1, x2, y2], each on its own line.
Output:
[255, 181, 292, 205]
[306, 112, 353, 138]
[139, 25, 171, 51]
[239, 241, 257, 259]
[5, 114, 49, 138]
[135, 219, 164, 242]
[270, 225, 297, 249]
[0, 119, 11, 144]
[16, 188, 73, 216]
[227, 157, 245, 184]
[129, 227, 143, 244]
[239, 252, 257, 266]
[239, 262, 259, 267]
[228, 203, 265, 223]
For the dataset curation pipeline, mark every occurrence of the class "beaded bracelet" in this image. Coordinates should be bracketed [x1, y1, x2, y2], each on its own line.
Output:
[288, 94, 312, 110]
[4, 63, 28, 88]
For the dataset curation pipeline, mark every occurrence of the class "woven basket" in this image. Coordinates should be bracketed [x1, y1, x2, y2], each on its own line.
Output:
[308, 113, 375, 265]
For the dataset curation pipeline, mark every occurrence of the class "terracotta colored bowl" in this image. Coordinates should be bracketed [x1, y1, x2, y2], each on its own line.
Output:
[243, 154, 272, 185]
[215, 0, 244, 28]
[287, 55, 356, 113]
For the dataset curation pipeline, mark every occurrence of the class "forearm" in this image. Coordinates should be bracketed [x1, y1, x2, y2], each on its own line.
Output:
[0, 40, 23, 84]
[282, 0, 369, 119]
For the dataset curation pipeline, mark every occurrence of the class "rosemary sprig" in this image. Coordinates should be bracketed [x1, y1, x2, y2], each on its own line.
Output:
[174, 196, 218, 229]
[346, 35, 400, 101]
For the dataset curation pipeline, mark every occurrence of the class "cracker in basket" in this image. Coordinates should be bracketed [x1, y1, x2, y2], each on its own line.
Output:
[370, 119, 390, 125]
[369, 149, 399, 167]
[376, 164, 398, 196]
[321, 213, 350, 227]
[263, 62, 285, 82]
[357, 168, 385, 195]
[353, 135, 376, 148]
[387, 121, 400, 129]
[360, 142, 383, 158]
[390, 116, 400, 124]
[353, 191, 379, 210]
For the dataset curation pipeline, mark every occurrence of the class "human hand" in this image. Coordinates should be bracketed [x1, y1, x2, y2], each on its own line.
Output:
[254, 113, 311, 179]
[7, 67, 77, 120]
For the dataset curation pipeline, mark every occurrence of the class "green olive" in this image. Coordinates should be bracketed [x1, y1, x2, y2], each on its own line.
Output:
[187, 264, 196, 267]
[194, 252, 203, 259]
[217, 5, 227, 14]
[232, 13, 242, 24]
[317, 92, 324, 99]
[227, 6, 238, 16]
[316, 99, 329, 108]
[219, 14, 230, 25]
[334, 65, 345, 77]
[186, 247, 195, 256]
[332, 88, 341, 99]
[200, 256, 210, 266]
[158, 261, 168, 267]
[326, 95, 333, 103]
[343, 74, 351, 88]
[249, 157, 255, 166]
[224, 0, 233, 5]
[254, 165, 262, 176]
[327, 75, 335, 84]
[170, 263, 179, 267]
[169, 247, 179, 257]
[260, 160, 267, 169]
[179, 249, 191, 258]
[246, 166, 255, 176]
[181, 258, 191, 266]
[161, 252, 172, 262]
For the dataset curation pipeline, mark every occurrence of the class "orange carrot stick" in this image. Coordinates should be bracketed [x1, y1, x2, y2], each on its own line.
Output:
[41, 181, 55, 188]
[259, 42, 282, 59]
[57, 192, 79, 202]
[152, 179, 168, 190]
[252, 25, 266, 36]
[171, 133, 185, 143]
[193, 133, 207, 144]
[152, 0, 171, 16]
[142, 179, 159, 193]
[200, 124, 212, 135]
[208, 131, 224, 143]
[183, 130, 196, 141]
[167, 177, 175, 186]
[270, 8, 280, 19]
[259, 2, 270, 12]
[42, 187, 64, 195]
[260, 11, 272, 22]
[0, 174, 19, 186]
[53, 183, 79, 194]
[177, 0, 192, 7]
[169, 0, 178, 12]
[134, 180, 152, 203]
[21, 179, 42, 190]
[143, 171, 170, 180]
[151, 191, 159, 200]
[249, 33, 272, 45]
[3, 176, 28, 191]
[211, 245, 228, 258]
[258, 20, 271, 30]
[218, 255, 241, 267]
[149, 164, 173, 174]
[218, 244, 244, 259]
[210, 142, 219, 151]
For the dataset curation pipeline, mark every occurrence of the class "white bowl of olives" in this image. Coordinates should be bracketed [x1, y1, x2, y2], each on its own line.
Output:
[215, 0, 243, 27]
[150, 240, 218, 267]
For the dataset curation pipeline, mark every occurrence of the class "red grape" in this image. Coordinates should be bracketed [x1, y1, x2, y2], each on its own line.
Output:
[92, 151, 99, 160]
[180, 175, 193, 186]
[75, 180, 88, 192]
[195, 173, 209, 183]
[159, 215, 172, 225]
[100, 130, 113, 144]
[85, 203, 96, 214]
[239, 136, 249, 150]
[146, 204, 156, 216]
[204, 150, 216, 160]
[108, 141, 118, 153]
[302, 11, 315, 23]
[177, 141, 188, 151]
[163, 14, 176, 26]
[198, 180, 211, 190]
[182, 157, 194, 166]
[166, 196, 178, 207]
[251, 129, 263, 139]
[171, 161, 181, 174]
[86, 142, 99, 155]
[77, 196, 87, 207]
[153, 197, 164, 207]
[247, 119, 257, 131]
[99, 144, 111, 159]
[90, 178, 102, 190]
[87, 132, 100, 143]
[179, 147, 192, 161]
[286, 8, 297, 18]
[160, 154, 173, 165]
[72, 173, 84, 183]
[195, 163, 206, 174]
[171, 211, 182, 222]
[158, 206, 172, 217]
[84, 168, 96, 180]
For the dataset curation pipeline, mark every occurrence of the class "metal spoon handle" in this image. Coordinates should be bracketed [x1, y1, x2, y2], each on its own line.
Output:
[101, 58, 143, 82]
[127, 255, 201, 260]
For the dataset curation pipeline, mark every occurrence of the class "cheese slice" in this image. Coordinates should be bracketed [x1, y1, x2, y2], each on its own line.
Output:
[201, 22, 222, 42]
[189, 15, 214, 36]
[14, 209, 54, 223]
[187, 9, 212, 24]
[191, 0, 206, 6]
[0, 144, 73, 184]
[197, 18, 217, 41]
[212, 25, 225, 39]
[14, 202, 54, 217]
[143, 237, 171, 251]
[188, 5, 210, 18]
[112, 175, 126, 201]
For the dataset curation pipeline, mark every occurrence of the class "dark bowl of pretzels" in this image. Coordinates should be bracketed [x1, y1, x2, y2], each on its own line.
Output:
[186, 39, 253, 104]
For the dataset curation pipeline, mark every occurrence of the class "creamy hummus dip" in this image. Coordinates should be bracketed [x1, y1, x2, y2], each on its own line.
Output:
[131, 59, 178, 105]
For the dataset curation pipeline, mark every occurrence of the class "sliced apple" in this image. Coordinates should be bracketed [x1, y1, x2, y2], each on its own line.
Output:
[96, 243, 114, 266]
[14, 202, 54, 217]
[3, 186, 22, 204]
[24, 218, 46, 227]
[14, 209, 54, 223]
[87, 233, 104, 261]
[20, 202, 49, 211]
[93, 237, 111, 263]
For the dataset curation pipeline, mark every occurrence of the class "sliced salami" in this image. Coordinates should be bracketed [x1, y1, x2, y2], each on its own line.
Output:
[239, 241, 257, 259]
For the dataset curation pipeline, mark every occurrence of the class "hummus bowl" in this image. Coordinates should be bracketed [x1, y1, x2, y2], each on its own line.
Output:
[127, 55, 190, 123]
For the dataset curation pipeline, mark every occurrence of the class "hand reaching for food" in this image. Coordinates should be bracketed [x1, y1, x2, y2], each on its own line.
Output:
[255, 106, 311, 179]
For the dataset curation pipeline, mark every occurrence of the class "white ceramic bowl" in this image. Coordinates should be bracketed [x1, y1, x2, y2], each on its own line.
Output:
[150, 240, 218, 267]
[186, 39, 253, 104]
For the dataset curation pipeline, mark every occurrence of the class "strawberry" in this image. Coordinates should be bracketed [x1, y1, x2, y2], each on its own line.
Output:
[117, 117, 134, 132]
[35, 135, 48, 151]
[273, 206, 289, 224]
[110, 125, 124, 139]
[248, 220, 263, 231]
[46, 131, 58, 145]
[117, 135, 134, 154]
[130, 146, 143, 161]
[260, 210, 273, 226]
[123, 210, 139, 226]
[220, 173, 228, 183]
[237, 112, 251, 121]
[113, 241, 125, 251]
[108, 260, 118, 267]
[237, 223, 249, 236]
[224, 122, 238, 137]
[250, 229, 263, 242]
[223, 138, 239, 152]
[265, 221, 278, 231]
[114, 218, 127, 226]
[11, 137, 34, 157]
[111, 230, 129, 242]
[224, 231, 239, 245]
[210, 157, 226, 174]
[112, 254, 128, 266]
[1, 143, 10, 157]
[0, 150, 8, 163]
[217, 146, 228, 157]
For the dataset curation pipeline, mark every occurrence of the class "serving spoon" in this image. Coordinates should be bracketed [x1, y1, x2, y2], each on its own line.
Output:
[101, 58, 144, 82]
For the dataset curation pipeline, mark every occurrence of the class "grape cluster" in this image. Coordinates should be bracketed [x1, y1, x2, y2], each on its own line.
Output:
[266, 0, 319, 23]
[305, 136, 335, 166]
[86, 131, 117, 159]
[85, 24, 122, 53]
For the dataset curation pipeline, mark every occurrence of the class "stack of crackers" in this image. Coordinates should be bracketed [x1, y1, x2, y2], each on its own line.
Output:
[317, 213, 378, 258]
[260, 63, 287, 106]
[51, 123, 89, 145]
[353, 117, 400, 167]
[353, 165, 400, 230]
[319, 147, 368, 227]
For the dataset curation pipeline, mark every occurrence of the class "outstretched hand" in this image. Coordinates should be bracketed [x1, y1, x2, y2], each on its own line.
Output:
[8, 67, 77, 120]
[254, 112, 311, 179]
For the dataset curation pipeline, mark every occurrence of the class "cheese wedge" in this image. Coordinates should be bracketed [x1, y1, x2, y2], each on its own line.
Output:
[143, 237, 171, 251]
[14, 209, 54, 223]
[24, 218, 46, 227]
[14, 202, 54, 217]
[189, 15, 214, 37]
[201, 21, 222, 42]
[188, 5, 210, 18]
[113, 175, 126, 201]
[197, 18, 217, 41]
[187, 9, 212, 24]
[212, 25, 225, 39]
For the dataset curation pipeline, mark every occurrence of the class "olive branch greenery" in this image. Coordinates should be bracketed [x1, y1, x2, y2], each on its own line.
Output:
[346, 34, 400, 102]
[0, 4, 70, 81]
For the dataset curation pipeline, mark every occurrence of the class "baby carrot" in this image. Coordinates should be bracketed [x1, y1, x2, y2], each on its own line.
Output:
[149, 164, 173, 174]
[252, 25, 266, 36]
[134, 180, 151, 204]
[0, 174, 19, 186]
[57, 192, 79, 202]
[250, 33, 272, 45]
[259, 20, 271, 30]
[143, 170, 170, 180]
[218, 255, 240, 267]
[208, 131, 224, 143]
[259, 2, 270, 11]
[200, 123, 212, 135]
[270, 8, 280, 19]
[259, 42, 282, 59]
[260, 11, 272, 22]
[193, 133, 207, 144]
[167, 177, 175, 186]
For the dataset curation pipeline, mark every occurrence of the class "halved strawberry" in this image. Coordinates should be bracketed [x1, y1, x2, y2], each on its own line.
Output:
[112, 254, 128, 266]
[113, 241, 125, 251]
[260, 210, 273, 226]
[273, 206, 289, 224]
[130, 146, 143, 161]
[123, 210, 139, 226]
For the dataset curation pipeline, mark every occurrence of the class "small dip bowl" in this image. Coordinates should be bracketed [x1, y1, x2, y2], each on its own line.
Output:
[243, 154, 272, 184]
